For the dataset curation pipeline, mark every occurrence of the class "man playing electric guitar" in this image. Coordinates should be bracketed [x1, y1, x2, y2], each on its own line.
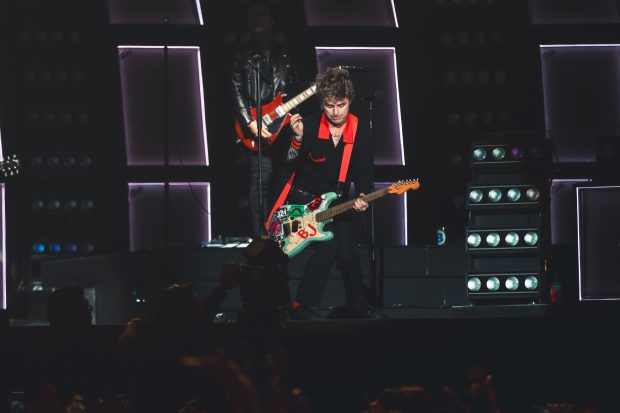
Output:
[267, 66, 379, 320]
[230, 2, 298, 238]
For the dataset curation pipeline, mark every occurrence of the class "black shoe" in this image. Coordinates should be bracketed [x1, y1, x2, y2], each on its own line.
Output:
[359, 303, 389, 320]
[290, 304, 322, 320]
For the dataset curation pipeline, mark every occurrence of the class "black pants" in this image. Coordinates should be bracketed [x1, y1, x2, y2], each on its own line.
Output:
[239, 146, 273, 238]
[285, 188, 366, 311]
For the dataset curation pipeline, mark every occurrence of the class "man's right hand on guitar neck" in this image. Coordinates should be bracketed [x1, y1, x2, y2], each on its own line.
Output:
[290, 113, 304, 138]
[247, 120, 272, 139]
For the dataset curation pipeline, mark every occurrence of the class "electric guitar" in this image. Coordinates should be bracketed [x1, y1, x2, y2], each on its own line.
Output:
[0, 154, 20, 177]
[234, 84, 317, 152]
[268, 179, 420, 258]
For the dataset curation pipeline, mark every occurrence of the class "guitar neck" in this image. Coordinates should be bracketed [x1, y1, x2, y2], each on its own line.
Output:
[316, 186, 391, 222]
[280, 85, 317, 113]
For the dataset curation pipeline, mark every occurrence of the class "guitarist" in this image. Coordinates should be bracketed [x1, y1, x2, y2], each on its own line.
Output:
[269, 66, 378, 320]
[230, 2, 298, 238]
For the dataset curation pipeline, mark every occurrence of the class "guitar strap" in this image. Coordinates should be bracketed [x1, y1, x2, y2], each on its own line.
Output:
[265, 113, 359, 232]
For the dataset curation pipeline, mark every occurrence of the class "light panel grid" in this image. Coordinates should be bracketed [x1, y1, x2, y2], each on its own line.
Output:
[128, 182, 211, 252]
[315, 47, 405, 166]
[118, 46, 209, 166]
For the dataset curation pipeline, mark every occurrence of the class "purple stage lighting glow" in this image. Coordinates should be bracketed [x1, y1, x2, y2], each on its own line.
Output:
[128, 182, 211, 252]
[510, 146, 525, 159]
[118, 46, 209, 166]
[0, 185, 5, 308]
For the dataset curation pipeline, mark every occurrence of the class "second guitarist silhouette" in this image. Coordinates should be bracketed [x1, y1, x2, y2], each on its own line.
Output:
[230, 2, 300, 238]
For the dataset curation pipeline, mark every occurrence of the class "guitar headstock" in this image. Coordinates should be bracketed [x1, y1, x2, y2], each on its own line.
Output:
[388, 179, 420, 194]
[0, 154, 21, 177]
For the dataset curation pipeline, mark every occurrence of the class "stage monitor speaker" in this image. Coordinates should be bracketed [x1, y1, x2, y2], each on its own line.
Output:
[576, 185, 620, 300]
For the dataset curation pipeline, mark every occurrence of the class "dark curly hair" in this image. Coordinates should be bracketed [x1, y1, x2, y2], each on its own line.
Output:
[315, 66, 355, 103]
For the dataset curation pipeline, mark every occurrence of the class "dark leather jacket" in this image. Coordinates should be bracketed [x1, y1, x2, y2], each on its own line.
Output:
[230, 34, 295, 126]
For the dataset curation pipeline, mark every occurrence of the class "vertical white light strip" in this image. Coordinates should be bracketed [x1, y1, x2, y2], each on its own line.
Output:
[403, 191, 408, 245]
[390, 0, 399, 28]
[391, 47, 405, 165]
[196, 48, 210, 165]
[1, 184, 5, 309]
[575, 186, 584, 301]
[194, 0, 204, 26]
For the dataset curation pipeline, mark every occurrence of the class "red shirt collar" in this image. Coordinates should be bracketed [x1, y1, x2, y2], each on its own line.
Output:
[318, 113, 357, 144]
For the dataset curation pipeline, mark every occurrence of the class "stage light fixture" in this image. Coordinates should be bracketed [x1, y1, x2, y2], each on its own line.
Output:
[485, 232, 501, 247]
[526, 187, 540, 201]
[471, 142, 548, 166]
[468, 277, 482, 292]
[467, 233, 482, 247]
[473, 148, 487, 161]
[467, 273, 541, 298]
[32, 242, 45, 254]
[488, 188, 502, 202]
[469, 189, 483, 203]
[49, 243, 62, 254]
[523, 231, 538, 246]
[505, 276, 519, 291]
[524, 276, 538, 290]
[492, 147, 505, 160]
[467, 136, 549, 304]
[504, 232, 519, 246]
[466, 228, 540, 251]
[486, 277, 500, 291]
[467, 184, 542, 207]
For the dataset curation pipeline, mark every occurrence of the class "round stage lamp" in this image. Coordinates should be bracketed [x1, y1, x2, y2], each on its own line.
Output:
[510, 146, 525, 159]
[469, 189, 483, 203]
[524, 232, 538, 246]
[529, 144, 544, 159]
[491, 147, 505, 160]
[49, 243, 62, 254]
[524, 276, 539, 290]
[32, 242, 45, 254]
[488, 188, 502, 202]
[473, 148, 487, 161]
[64, 243, 78, 253]
[486, 277, 501, 291]
[505, 276, 519, 291]
[526, 187, 540, 201]
[468, 277, 482, 292]
[467, 233, 482, 247]
[507, 188, 521, 202]
[486, 232, 500, 247]
[504, 232, 519, 246]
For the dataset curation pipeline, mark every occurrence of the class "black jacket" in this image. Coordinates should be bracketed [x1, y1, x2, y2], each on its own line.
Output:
[230, 34, 296, 126]
[286, 111, 373, 200]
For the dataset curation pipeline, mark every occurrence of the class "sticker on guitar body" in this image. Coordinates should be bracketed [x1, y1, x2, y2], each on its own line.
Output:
[268, 194, 334, 258]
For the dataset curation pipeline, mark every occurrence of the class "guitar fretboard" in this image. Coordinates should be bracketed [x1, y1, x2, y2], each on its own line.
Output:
[281, 85, 317, 113]
[316, 186, 391, 222]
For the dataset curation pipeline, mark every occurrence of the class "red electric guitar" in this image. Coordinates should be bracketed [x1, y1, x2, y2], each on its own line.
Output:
[234, 84, 317, 152]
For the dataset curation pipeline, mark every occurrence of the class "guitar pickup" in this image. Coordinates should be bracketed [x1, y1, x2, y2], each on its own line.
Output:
[291, 220, 299, 233]
[283, 222, 291, 237]
[274, 106, 286, 118]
